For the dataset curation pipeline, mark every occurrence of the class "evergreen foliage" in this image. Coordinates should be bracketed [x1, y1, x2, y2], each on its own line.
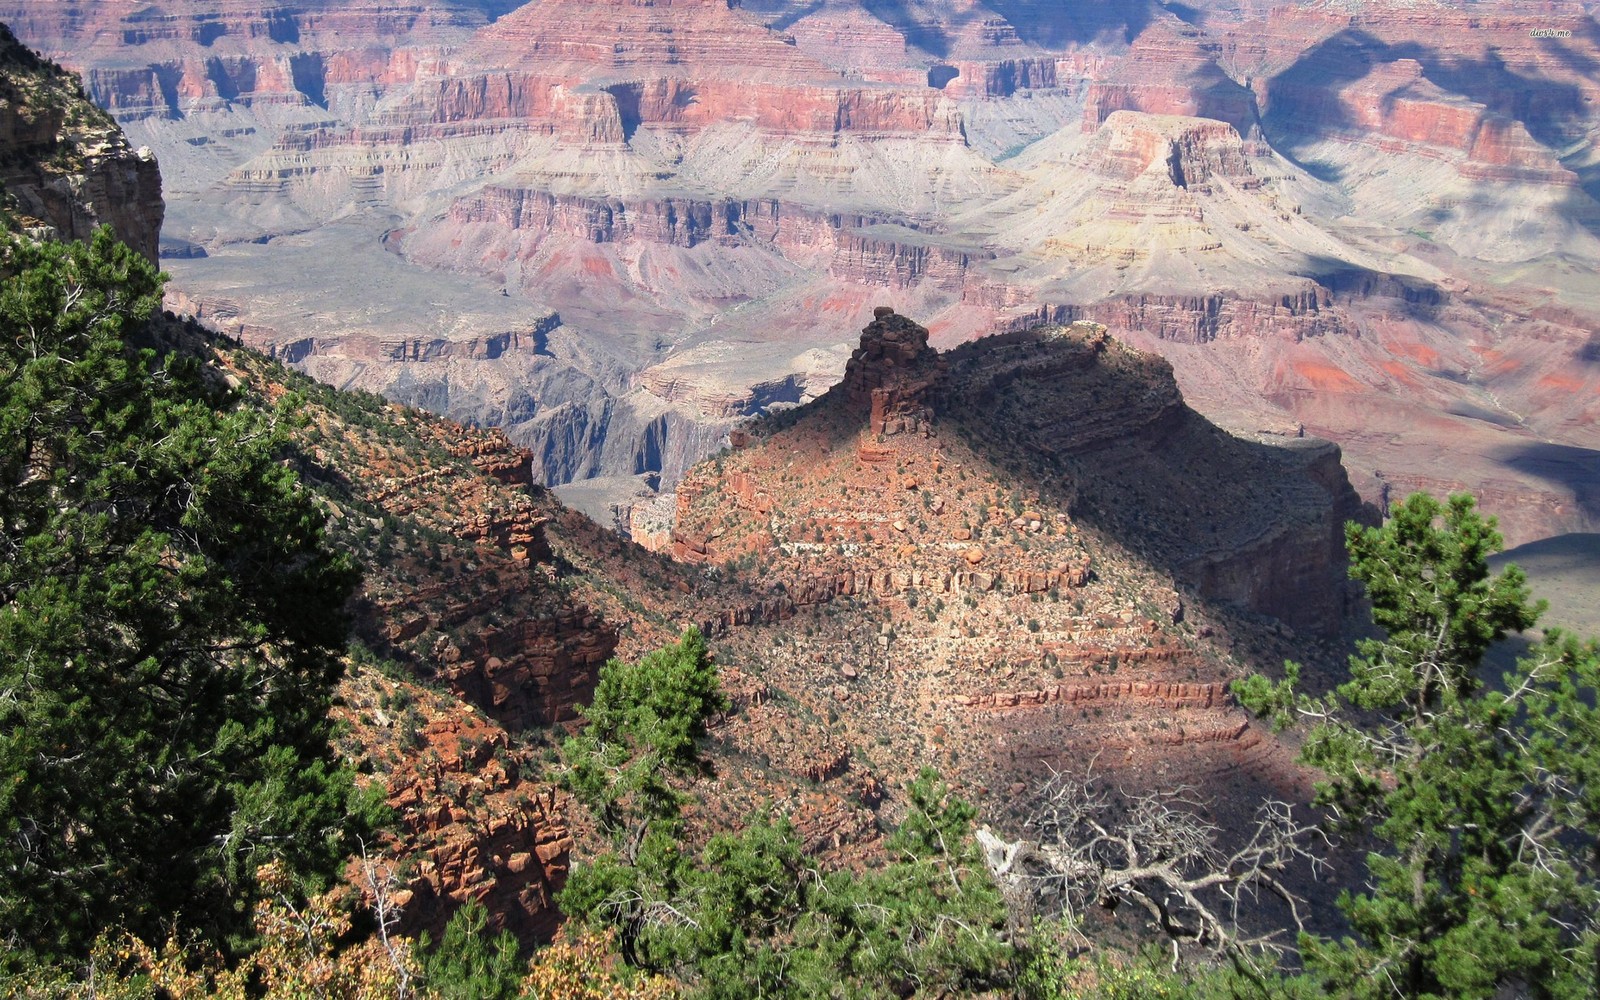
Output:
[419, 899, 524, 1000]
[561, 626, 727, 837]
[0, 230, 367, 962]
[1236, 492, 1600, 998]
[560, 632, 1012, 998]
[1014, 931, 1292, 1000]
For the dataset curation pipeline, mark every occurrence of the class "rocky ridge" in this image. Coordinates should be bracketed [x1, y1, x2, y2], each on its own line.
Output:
[207, 342, 608, 939]
[217, 336, 921, 934]
[0, 25, 163, 261]
[5, 0, 1599, 545]
[648, 310, 1358, 842]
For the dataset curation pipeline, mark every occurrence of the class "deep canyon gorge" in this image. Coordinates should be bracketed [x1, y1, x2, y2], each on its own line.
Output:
[7, 7, 1600, 976]
[4, 0, 1598, 548]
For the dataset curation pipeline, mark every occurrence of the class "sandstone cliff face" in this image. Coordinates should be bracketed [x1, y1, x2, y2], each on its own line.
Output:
[939, 321, 1369, 636]
[0, 26, 163, 259]
[0, 0, 505, 119]
[439, 187, 972, 274]
[1259, 37, 1587, 186]
[9, 0, 1600, 548]
[1176, 437, 1367, 631]
[1008, 289, 1343, 347]
[659, 308, 1339, 841]
[418, 186, 982, 299]
[1083, 17, 1259, 135]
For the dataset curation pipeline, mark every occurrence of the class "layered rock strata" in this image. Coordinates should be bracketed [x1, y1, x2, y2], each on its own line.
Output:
[0, 25, 163, 259]
[660, 309, 1346, 842]
[6, 0, 1599, 546]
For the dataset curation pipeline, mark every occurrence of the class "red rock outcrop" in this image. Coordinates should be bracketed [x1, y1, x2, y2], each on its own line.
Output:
[773, 0, 1066, 98]
[957, 679, 1228, 712]
[1084, 17, 1259, 135]
[447, 428, 536, 486]
[1246, 3, 1600, 184]
[659, 310, 1337, 837]
[473, 0, 822, 78]
[838, 308, 947, 436]
[260, 364, 628, 731]
[1080, 112, 1262, 188]
[395, 69, 968, 139]
[361, 0, 970, 142]
[672, 312, 1364, 639]
[1262, 51, 1579, 185]
[372, 699, 573, 942]
[940, 57, 1061, 99]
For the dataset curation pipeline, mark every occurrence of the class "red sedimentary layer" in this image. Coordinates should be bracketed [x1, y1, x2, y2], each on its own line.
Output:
[471, 0, 827, 79]
[376, 706, 573, 942]
[1084, 18, 1258, 134]
[420, 187, 980, 292]
[393, 71, 967, 139]
[958, 678, 1228, 710]
[0, 0, 487, 117]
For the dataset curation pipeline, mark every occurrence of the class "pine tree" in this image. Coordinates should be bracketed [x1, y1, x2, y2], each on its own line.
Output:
[0, 229, 365, 960]
[1237, 492, 1600, 998]
[559, 632, 1012, 998]
[421, 899, 524, 1000]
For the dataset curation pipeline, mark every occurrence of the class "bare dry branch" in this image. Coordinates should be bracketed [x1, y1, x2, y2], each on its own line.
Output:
[359, 842, 418, 1000]
[978, 766, 1327, 959]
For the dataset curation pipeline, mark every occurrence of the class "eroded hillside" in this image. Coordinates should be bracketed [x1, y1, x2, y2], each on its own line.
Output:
[653, 311, 1361, 879]
[179, 304, 1356, 945]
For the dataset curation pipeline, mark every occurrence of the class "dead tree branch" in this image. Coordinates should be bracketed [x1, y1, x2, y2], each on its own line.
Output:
[978, 766, 1327, 962]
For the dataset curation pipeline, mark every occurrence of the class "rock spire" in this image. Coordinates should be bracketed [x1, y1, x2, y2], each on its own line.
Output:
[840, 307, 946, 437]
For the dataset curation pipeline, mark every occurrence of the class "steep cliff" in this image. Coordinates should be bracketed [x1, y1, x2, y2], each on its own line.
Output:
[7, 0, 1600, 547]
[0, 25, 162, 259]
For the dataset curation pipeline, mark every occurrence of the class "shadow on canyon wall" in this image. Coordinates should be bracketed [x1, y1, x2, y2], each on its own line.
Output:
[1261, 28, 1591, 185]
[1296, 254, 1448, 319]
[1493, 442, 1600, 528]
[843, 0, 1159, 59]
[784, 327, 1380, 637]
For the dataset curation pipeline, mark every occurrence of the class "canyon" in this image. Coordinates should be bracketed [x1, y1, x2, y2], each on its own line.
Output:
[225, 302, 1363, 941]
[2, 13, 1575, 959]
[2, 0, 1598, 550]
